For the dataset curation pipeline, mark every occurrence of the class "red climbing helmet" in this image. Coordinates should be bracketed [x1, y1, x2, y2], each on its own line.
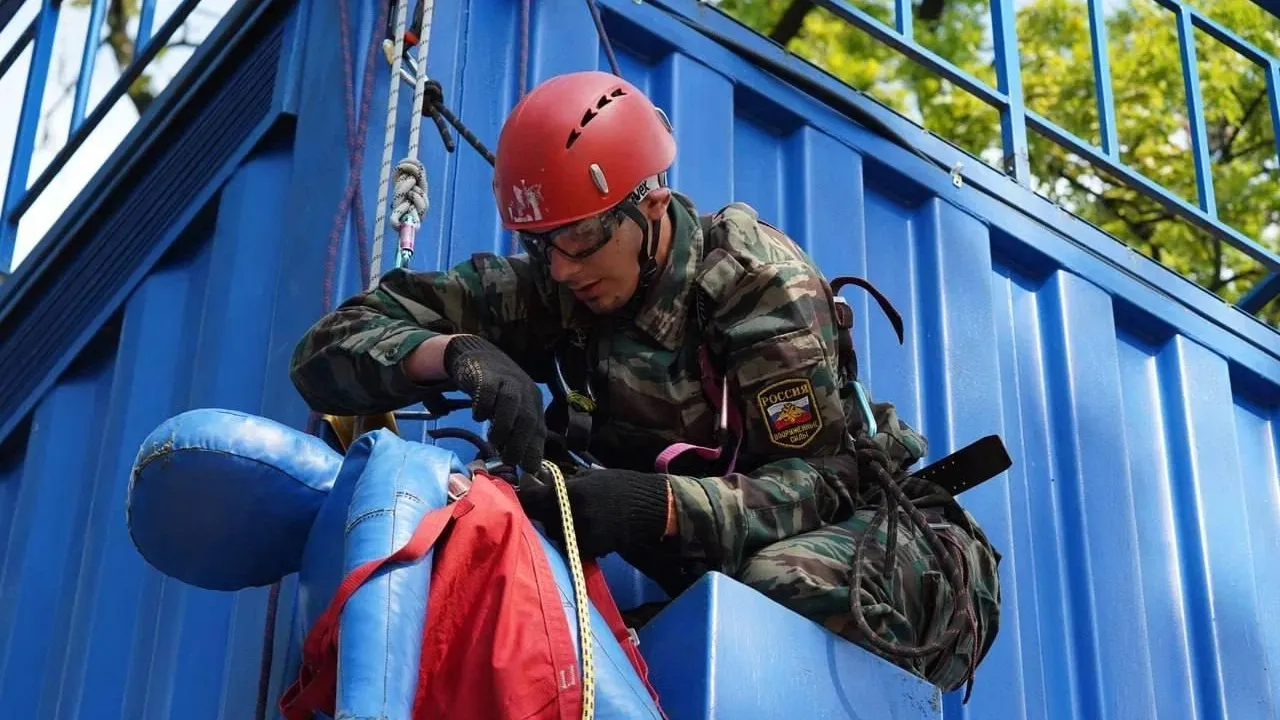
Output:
[492, 70, 676, 233]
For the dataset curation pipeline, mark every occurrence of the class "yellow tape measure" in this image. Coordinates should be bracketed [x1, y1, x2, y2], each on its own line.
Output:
[542, 460, 595, 720]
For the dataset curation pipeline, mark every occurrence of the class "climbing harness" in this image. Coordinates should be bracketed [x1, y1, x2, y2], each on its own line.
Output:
[543, 213, 745, 478]
[652, 343, 742, 474]
[540, 206, 1011, 699]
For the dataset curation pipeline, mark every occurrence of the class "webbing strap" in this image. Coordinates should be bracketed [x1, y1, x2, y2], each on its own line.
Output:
[278, 497, 470, 720]
[830, 275, 904, 345]
[653, 344, 741, 475]
[652, 214, 743, 474]
[912, 435, 1011, 497]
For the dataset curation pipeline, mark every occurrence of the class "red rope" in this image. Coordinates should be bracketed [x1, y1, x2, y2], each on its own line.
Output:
[255, 2, 391, 718]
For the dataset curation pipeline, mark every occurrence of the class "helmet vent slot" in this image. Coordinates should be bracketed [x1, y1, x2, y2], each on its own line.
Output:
[564, 88, 630, 150]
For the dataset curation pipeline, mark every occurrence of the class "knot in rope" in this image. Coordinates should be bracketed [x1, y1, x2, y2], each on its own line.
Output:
[391, 158, 427, 229]
[418, 78, 458, 154]
[423, 77, 445, 109]
[848, 433, 981, 701]
[416, 77, 496, 166]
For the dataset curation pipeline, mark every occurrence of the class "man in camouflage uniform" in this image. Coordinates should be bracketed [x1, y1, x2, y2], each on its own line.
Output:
[290, 71, 1002, 694]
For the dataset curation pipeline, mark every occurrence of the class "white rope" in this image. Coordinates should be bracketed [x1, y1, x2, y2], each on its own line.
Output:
[370, 0, 410, 290]
[406, 0, 433, 164]
[391, 160, 426, 236]
[389, 0, 434, 269]
[372, 0, 438, 285]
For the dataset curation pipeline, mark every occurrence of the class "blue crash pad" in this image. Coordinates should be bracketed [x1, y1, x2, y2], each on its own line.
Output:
[598, 553, 669, 610]
[127, 409, 341, 590]
[129, 408, 945, 719]
[298, 428, 664, 719]
[637, 572, 943, 720]
[127, 408, 663, 720]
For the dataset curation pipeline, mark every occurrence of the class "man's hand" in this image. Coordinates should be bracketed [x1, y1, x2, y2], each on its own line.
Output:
[519, 468, 672, 558]
[443, 335, 547, 473]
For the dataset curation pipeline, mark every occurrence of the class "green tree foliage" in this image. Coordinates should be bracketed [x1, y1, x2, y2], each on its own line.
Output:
[717, 0, 1280, 326]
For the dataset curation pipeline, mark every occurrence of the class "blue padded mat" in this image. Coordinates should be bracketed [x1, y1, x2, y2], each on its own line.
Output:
[294, 429, 663, 719]
[128, 409, 665, 719]
[598, 553, 669, 610]
[128, 408, 340, 591]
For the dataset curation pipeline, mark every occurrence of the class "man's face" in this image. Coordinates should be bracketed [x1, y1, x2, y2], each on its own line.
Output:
[521, 192, 669, 314]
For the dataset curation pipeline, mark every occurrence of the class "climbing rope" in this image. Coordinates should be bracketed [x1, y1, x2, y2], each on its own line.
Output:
[583, 0, 621, 77]
[370, 0, 438, 286]
[541, 459, 596, 720]
[372, 0, 512, 284]
[389, 0, 434, 271]
[847, 436, 981, 701]
[254, 581, 282, 720]
[369, 0, 411, 289]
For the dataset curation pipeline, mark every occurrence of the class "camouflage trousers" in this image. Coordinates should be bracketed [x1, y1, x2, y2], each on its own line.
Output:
[736, 498, 1002, 693]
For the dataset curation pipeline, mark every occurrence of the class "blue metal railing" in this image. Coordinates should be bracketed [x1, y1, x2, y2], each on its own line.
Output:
[1, 0, 1277, 316]
[0, 0, 208, 271]
[809, 0, 1280, 317]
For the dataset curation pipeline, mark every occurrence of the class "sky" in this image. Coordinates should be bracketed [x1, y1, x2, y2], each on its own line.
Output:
[0, 0, 235, 273]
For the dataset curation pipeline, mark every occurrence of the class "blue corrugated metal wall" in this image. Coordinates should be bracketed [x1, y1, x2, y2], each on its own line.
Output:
[0, 0, 1277, 718]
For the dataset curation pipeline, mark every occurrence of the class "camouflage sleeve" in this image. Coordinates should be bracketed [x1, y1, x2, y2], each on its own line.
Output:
[666, 251, 856, 577]
[289, 253, 560, 415]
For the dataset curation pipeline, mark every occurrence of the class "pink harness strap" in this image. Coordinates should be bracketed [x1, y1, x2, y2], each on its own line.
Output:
[654, 345, 742, 475]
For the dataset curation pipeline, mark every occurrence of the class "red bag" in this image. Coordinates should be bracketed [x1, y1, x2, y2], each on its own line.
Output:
[279, 471, 663, 720]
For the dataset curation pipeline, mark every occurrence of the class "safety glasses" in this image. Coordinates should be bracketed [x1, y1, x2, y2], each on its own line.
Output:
[517, 206, 625, 264]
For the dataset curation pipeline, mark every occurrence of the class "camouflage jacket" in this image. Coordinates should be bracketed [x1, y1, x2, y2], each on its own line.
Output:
[291, 193, 875, 589]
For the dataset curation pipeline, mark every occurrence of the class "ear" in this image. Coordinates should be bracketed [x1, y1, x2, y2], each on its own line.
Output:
[640, 187, 672, 222]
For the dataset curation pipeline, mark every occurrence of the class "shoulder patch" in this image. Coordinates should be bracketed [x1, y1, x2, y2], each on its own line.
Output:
[756, 378, 823, 449]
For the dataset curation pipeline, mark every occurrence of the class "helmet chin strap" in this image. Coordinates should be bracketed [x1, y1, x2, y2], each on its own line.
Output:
[617, 203, 662, 312]
[640, 216, 662, 283]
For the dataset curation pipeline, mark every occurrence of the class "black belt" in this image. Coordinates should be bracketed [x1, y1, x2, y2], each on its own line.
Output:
[912, 435, 1012, 496]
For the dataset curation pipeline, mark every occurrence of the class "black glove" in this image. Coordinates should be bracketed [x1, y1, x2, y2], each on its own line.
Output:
[519, 468, 670, 558]
[443, 334, 547, 473]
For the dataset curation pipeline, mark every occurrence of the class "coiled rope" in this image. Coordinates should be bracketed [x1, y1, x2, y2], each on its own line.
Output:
[847, 436, 981, 701]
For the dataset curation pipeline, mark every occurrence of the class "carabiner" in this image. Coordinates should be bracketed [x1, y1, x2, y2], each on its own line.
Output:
[853, 380, 878, 437]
